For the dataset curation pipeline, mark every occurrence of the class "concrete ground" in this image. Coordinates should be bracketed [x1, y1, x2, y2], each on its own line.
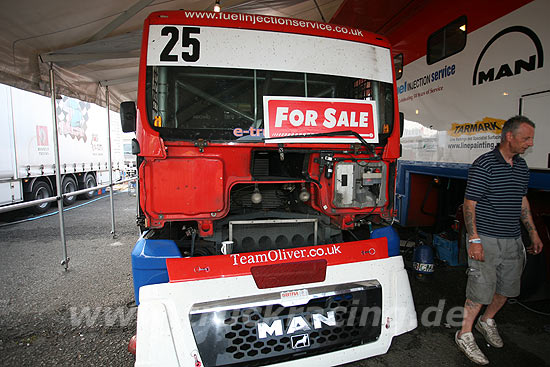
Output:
[0, 190, 549, 366]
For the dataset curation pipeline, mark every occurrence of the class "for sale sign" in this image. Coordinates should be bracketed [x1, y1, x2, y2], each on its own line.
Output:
[263, 97, 379, 144]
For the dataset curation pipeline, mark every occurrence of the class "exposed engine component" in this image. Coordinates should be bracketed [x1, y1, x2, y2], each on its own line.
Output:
[229, 218, 318, 253]
[251, 184, 263, 204]
[230, 183, 306, 212]
[299, 184, 310, 202]
[333, 161, 387, 208]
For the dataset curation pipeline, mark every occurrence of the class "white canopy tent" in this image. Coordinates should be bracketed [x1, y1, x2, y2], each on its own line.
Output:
[0, 0, 345, 109]
[0, 0, 420, 269]
[0, 0, 346, 269]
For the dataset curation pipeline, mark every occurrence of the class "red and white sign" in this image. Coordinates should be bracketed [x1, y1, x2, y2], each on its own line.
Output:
[263, 97, 379, 143]
[167, 238, 388, 283]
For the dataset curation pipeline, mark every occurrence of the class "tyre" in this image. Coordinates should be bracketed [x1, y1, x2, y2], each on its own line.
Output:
[28, 181, 52, 215]
[79, 174, 97, 200]
[62, 176, 78, 206]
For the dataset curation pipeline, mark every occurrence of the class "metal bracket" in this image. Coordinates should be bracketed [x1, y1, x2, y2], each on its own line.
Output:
[136, 215, 146, 228]
[194, 139, 208, 153]
[319, 152, 334, 179]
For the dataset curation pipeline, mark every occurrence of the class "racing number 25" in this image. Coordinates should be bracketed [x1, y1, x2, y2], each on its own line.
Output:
[160, 26, 200, 62]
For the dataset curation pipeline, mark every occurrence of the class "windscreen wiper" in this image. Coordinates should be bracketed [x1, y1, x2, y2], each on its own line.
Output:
[263, 130, 377, 157]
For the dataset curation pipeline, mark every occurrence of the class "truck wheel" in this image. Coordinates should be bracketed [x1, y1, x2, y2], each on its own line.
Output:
[29, 181, 52, 214]
[62, 176, 78, 206]
[80, 174, 97, 200]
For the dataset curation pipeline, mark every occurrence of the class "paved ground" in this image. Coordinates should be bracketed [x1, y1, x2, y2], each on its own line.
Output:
[0, 188, 139, 366]
[0, 190, 549, 366]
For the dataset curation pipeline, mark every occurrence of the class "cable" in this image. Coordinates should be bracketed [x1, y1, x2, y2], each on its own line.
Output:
[346, 203, 378, 225]
[190, 229, 197, 257]
[507, 298, 550, 316]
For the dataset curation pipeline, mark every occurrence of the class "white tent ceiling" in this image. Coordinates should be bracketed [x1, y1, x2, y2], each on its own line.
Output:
[0, 0, 346, 110]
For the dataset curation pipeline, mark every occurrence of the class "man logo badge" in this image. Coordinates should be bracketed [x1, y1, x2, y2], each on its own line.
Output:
[291, 334, 310, 349]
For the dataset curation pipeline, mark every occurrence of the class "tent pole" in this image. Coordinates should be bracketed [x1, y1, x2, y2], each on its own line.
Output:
[106, 85, 116, 238]
[49, 64, 69, 271]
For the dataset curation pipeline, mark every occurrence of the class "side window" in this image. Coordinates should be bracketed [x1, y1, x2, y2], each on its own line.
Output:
[393, 53, 403, 80]
[427, 16, 466, 65]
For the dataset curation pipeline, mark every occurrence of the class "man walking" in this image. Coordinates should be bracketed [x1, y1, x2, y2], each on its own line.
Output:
[455, 115, 544, 365]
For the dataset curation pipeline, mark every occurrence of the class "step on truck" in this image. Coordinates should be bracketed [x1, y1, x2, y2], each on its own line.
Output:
[121, 10, 416, 366]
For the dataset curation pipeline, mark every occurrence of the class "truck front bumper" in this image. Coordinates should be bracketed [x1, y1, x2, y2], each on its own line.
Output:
[135, 255, 416, 366]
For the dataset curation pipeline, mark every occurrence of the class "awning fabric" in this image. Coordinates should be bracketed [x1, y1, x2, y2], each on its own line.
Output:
[0, 0, 345, 110]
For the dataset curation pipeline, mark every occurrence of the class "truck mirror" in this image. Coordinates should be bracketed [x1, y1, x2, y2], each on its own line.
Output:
[120, 101, 136, 132]
[399, 112, 404, 137]
[131, 138, 140, 155]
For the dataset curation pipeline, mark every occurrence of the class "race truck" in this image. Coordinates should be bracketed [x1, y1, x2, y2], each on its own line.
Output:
[121, 10, 417, 366]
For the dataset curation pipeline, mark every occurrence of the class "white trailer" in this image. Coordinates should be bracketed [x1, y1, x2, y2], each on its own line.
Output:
[386, 0, 550, 227]
[0, 83, 125, 213]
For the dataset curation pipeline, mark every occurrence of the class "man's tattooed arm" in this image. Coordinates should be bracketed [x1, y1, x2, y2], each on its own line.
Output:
[521, 196, 543, 256]
[520, 196, 537, 235]
[463, 199, 478, 239]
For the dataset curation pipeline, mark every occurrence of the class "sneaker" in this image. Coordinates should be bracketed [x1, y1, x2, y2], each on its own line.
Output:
[476, 317, 504, 348]
[455, 331, 489, 365]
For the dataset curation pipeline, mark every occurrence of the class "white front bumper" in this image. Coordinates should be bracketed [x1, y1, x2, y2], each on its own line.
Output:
[135, 255, 417, 367]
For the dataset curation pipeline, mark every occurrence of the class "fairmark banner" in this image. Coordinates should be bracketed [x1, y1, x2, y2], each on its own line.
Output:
[448, 117, 505, 137]
[263, 97, 379, 144]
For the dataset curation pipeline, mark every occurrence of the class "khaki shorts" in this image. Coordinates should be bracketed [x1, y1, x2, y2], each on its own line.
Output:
[466, 235, 526, 305]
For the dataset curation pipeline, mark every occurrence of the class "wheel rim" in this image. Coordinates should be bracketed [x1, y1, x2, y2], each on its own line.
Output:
[85, 176, 96, 196]
[36, 187, 49, 209]
[64, 180, 77, 201]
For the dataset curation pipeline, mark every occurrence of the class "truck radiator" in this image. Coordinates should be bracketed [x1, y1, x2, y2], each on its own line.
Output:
[229, 219, 318, 253]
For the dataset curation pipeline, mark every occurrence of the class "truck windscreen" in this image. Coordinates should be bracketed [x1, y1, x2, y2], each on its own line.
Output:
[145, 66, 394, 142]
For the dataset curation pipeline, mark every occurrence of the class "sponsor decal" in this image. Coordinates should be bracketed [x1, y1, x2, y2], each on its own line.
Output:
[263, 97, 379, 144]
[257, 311, 336, 339]
[473, 26, 544, 86]
[194, 266, 210, 273]
[56, 96, 89, 142]
[91, 134, 104, 152]
[413, 262, 434, 273]
[397, 64, 455, 95]
[191, 350, 203, 367]
[233, 127, 263, 138]
[166, 238, 389, 283]
[231, 245, 341, 266]
[155, 11, 367, 42]
[281, 289, 309, 300]
[361, 248, 376, 256]
[36, 126, 48, 146]
[448, 117, 505, 137]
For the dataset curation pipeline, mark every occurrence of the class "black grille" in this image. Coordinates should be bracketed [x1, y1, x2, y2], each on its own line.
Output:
[231, 221, 317, 253]
[189, 282, 382, 366]
[252, 157, 270, 176]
